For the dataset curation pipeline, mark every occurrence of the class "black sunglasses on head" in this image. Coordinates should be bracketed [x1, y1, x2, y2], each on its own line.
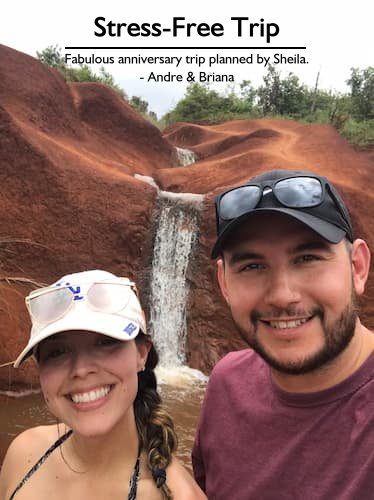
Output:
[217, 175, 347, 219]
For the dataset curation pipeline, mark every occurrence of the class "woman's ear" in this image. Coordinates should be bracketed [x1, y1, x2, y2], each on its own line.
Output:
[351, 239, 371, 296]
[136, 340, 151, 372]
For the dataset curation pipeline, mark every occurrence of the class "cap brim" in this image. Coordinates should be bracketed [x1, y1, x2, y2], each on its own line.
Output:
[13, 310, 142, 367]
[211, 208, 346, 258]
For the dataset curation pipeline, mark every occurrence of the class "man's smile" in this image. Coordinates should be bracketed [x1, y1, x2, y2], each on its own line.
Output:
[262, 317, 312, 330]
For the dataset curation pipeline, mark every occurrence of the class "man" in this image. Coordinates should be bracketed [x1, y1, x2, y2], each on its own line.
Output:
[192, 169, 374, 500]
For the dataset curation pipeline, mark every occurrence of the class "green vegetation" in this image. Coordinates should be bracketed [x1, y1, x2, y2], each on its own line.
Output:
[347, 67, 374, 120]
[162, 65, 374, 145]
[37, 45, 127, 98]
[128, 95, 158, 124]
[37, 46, 157, 122]
[37, 46, 373, 146]
[340, 119, 374, 146]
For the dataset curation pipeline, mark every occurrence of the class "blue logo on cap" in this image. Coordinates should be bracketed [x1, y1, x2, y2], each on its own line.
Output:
[56, 281, 84, 300]
[124, 322, 137, 335]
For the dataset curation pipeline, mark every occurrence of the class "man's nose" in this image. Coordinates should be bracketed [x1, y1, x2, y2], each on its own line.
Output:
[264, 268, 301, 309]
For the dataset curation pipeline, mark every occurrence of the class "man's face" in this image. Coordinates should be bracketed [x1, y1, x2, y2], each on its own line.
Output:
[217, 214, 363, 375]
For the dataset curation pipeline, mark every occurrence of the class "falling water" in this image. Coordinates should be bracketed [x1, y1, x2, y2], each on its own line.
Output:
[149, 191, 204, 370]
[134, 173, 207, 383]
[175, 147, 196, 166]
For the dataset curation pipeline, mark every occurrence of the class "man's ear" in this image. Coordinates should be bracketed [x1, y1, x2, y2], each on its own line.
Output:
[217, 257, 230, 305]
[351, 239, 371, 295]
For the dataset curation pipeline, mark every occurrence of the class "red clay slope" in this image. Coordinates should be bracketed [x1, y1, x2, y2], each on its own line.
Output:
[0, 44, 175, 176]
[0, 44, 180, 283]
[162, 120, 373, 193]
[1, 44, 374, 384]
[0, 44, 176, 384]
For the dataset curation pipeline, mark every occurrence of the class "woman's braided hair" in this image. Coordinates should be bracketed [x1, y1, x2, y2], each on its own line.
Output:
[134, 333, 177, 499]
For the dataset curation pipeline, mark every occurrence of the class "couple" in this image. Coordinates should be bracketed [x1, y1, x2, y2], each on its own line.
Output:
[1, 169, 373, 499]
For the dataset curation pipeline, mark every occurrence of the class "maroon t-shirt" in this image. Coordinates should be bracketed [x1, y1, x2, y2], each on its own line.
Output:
[192, 349, 374, 500]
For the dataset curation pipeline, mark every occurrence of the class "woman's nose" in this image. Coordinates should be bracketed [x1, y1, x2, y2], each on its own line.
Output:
[70, 349, 98, 378]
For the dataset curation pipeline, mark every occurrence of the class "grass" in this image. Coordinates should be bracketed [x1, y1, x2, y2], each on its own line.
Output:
[340, 119, 374, 146]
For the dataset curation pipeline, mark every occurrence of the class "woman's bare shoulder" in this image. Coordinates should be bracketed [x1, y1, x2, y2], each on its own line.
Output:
[167, 457, 207, 500]
[4, 424, 59, 458]
[0, 425, 60, 497]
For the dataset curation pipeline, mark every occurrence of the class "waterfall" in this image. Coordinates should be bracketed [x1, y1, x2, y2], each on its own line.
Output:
[175, 147, 196, 166]
[149, 191, 203, 369]
[134, 173, 207, 384]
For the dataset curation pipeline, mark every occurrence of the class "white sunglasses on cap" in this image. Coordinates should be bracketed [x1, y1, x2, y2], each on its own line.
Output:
[26, 278, 139, 325]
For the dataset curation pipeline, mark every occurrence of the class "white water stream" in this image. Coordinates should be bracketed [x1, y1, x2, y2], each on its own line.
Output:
[175, 147, 196, 166]
[135, 174, 207, 384]
[149, 192, 203, 367]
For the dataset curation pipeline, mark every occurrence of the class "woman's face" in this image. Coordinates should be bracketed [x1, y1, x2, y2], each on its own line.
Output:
[38, 331, 149, 437]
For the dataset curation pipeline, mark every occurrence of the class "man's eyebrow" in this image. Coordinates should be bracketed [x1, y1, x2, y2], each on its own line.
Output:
[226, 240, 333, 265]
[291, 240, 334, 253]
[227, 252, 264, 266]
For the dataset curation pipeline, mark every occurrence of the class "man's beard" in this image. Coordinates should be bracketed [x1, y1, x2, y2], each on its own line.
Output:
[233, 293, 358, 375]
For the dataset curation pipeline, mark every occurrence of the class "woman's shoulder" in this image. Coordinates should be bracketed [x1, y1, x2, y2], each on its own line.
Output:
[167, 457, 207, 500]
[5, 424, 60, 458]
[0, 425, 61, 497]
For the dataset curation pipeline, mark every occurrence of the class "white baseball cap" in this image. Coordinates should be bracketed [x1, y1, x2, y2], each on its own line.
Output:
[14, 270, 148, 367]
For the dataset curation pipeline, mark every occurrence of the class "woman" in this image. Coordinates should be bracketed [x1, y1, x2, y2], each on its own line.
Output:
[0, 270, 206, 500]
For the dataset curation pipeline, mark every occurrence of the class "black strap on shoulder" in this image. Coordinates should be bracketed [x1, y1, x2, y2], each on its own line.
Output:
[9, 431, 141, 500]
[9, 429, 73, 500]
[127, 447, 141, 500]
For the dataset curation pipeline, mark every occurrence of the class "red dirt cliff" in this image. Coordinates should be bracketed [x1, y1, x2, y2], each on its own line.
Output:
[1, 44, 373, 386]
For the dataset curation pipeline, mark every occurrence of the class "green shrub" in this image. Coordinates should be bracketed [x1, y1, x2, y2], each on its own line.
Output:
[341, 119, 374, 145]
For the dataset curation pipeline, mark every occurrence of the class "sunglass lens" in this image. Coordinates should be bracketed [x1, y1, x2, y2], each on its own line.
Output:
[275, 177, 322, 208]
[87, 283, 131, 313]
[219, 185, 260, 219]
[29, 288, 72, 323]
